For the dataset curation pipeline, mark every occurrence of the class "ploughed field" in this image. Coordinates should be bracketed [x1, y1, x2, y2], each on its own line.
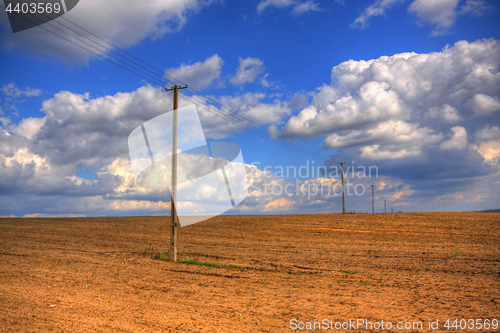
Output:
[0, 213, 499, 332]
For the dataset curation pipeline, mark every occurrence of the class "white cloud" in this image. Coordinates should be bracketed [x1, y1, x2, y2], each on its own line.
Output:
[459, 0, 490, 16]
[476, 126, 500, 142]
[164, 54, 223, 91]
[439, 126, 468, 150]
[282, 39, 500, 156]
[10, 117, 46, 140]
[408, 0, 460, 36]
[467, 94, 500, 115]
[280, 38, 500, 161]
[288, 94, 308, 110]
[407, 0, 487, 35]
[257, 0, 294, 12]
[0, 83, 294, 216]
[259, 73, 272, 88]
[427, 104, 462, 123]
[473, 125, 500, 165]
[1, 0, 214, 63]
[282, 81, 409, 139]
[230, 57, 266, 86]
[257, 0, 320, 15]
[352, 0, 489, 35]
[359, 144, 422, 160]
[292, 0, 321, 15]
[200, 92, 292, 139]
[473, 140, 500, 165]
[351, 0, 404, 29]
[0, 85, 292, 177]
[324, 120, 443, 150]
[1, 83, 41, 98]
[0, 84, 262, 215]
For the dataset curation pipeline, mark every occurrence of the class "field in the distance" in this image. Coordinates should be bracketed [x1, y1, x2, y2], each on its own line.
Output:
[1, 213, 499, 332]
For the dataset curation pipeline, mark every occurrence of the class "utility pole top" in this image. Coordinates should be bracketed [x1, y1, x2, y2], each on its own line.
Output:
[165, 85, 188, 92]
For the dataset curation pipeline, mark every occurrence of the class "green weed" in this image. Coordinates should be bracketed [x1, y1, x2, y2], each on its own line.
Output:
[179, 257, 242, 269]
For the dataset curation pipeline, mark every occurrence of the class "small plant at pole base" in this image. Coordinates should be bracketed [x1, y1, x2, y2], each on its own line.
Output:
[179, 256, 242, 269]
[153, 251, 170, 261]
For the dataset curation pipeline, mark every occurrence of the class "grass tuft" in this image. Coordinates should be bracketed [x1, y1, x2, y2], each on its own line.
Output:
[153, 252, 170, 261]
[179, 257, 242, 269]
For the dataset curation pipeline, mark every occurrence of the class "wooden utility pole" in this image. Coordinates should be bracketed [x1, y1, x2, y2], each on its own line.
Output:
[384, 200, 387, 214]
[339, 162, 346, 214]
[165, 84, 187, 262]
[371, 185, 375, 213]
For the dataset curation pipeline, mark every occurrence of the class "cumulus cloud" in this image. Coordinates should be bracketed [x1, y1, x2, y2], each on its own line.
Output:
[0, 83, 298, 215]
[3, 145, 412, 216]
[473, 140, 500, 165]
[282, 82, 409, 139]
[164, 54, 223, 91]
[476, 125, 500, 142]
[427, 104, 462, 123]
[32, 86, 173, 167]
[239, 160, 427, 214]
[1, 0, 214, 63]
[439, 126, 468, 150]
[472, 127, 500, 165]
[325, 120, 443, 152]
[288, 94, 308, 110]
[467, 94, 500, 115]
[230, 57, 266, 86]
[257, 0, 321, 15]
[281, 39, 500, 162]
[351, 0, 404, 29]
[200, 92, 292, 139]
[10, 117, 46, 140]
[359, 145, 422, 160]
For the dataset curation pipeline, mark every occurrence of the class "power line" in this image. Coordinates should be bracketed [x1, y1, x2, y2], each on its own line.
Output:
[55, 13, 328, 160]
[2, 5, 328, 160]
[176, 94, 328, 160]
[60, 12, 303, 142]
[6, 3, 327, 160]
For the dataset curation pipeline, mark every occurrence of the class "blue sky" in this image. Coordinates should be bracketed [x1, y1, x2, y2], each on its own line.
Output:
[1, 0, 499, 217]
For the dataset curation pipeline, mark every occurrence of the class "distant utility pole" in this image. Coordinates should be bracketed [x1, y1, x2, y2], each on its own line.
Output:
[165, 84, 188, 262]
[371, 185, 375, 214]
[339, 162, 346, 214]
[384, 200, 387, 214]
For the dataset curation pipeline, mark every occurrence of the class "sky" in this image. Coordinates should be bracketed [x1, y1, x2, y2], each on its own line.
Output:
[0, 0, 499, 217]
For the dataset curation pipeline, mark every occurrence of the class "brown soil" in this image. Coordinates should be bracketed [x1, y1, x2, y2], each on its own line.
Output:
[0, 213, 499, 332]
